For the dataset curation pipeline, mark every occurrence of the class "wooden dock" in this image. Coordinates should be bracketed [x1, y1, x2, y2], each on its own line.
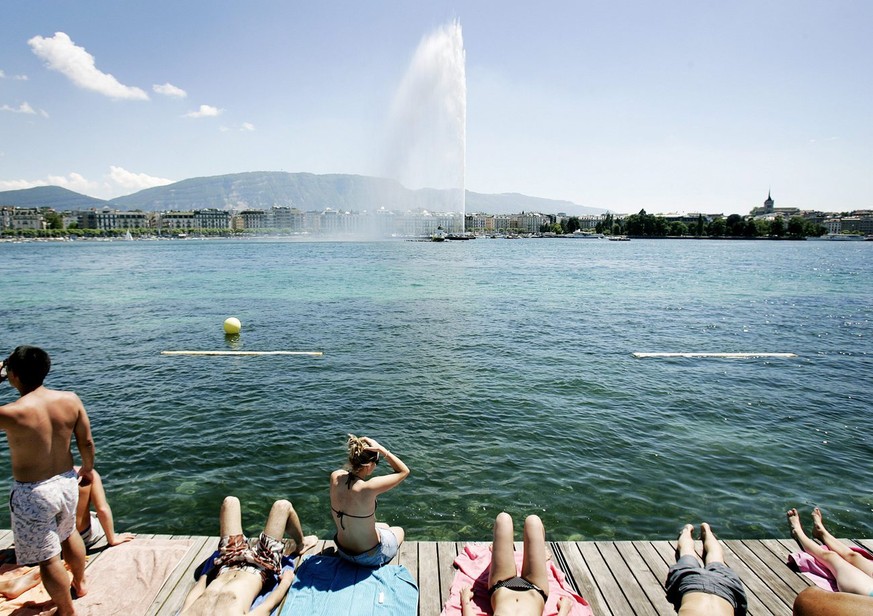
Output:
[1, 530, 867, 615]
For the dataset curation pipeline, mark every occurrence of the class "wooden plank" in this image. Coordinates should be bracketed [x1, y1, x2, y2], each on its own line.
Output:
[727, 540, 796, 612]
[597, 541, 658, 615]
[437, 541, 458, 612]
[719, 540, 790, 616]
[633, 541, 671, 587]
[556, 541, 612, 616]
[576, 541, 636, 615]
[149, 536, 213, 616]
[747, 539, 813, 593]
[615, 541, 674, 615]
[418, 541, 440, 616]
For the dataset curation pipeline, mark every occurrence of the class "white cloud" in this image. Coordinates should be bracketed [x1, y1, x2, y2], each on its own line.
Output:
[1, 102, 36, 114]
[27, 32, 148, 101]
[185, 104, 222, 118]
[1, 71, 29, 80]
[0, 172, 99, 194]
[107, 166, 173, 191]
[153, 82, 187, 98]
[220, 122, 256, 132]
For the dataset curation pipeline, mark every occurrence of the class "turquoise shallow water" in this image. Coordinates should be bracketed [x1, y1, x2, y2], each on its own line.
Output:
[0, 238, 870, 541]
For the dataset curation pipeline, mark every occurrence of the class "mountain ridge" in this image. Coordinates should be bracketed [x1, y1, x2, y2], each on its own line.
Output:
[0, 171, 605, 216]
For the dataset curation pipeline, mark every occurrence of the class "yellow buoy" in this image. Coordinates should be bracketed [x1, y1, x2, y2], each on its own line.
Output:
[223, 317, 242, 335]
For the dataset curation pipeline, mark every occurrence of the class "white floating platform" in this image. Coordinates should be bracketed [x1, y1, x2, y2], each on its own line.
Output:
[633, 352, 797, 359]
[161, 351, 323, 356]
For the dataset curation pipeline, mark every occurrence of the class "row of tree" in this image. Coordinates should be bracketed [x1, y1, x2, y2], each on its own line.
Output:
[540, 211, 827, 238]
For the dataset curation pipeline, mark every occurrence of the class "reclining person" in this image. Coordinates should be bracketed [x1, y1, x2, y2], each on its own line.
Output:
[181, 496, 316, 616]
[787, 507, 873, 597]
[665, 523, 747, 616]
[460, 512, 571, 616]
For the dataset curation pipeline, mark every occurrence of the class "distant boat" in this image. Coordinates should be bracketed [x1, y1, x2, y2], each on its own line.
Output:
[431, 226, 447, 242]
[608, 235, 630, 241]
[807, 234, 863, 241]
[124, 230, 133, 241]
[571, 231, 605, 239]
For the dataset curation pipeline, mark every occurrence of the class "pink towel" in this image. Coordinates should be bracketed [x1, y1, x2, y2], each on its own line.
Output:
[0, 538, 193, 616]
[788, 546, 873, 592]
[440, 543, 592, 616]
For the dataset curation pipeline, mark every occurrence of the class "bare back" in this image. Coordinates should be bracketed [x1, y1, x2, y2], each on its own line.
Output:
[0, 387, 89, 483]
[330, 470, 380, 552]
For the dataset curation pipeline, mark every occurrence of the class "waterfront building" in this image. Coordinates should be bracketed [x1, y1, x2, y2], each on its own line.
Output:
[0, 207, 44, 230]
[79, 208, 149, 231]
[269, 206, 304, 230]
[238, 209, 268, 229]
[157, 211, 195, 231]
[192, 208, 231, 230]
[840, 214, 873, 235]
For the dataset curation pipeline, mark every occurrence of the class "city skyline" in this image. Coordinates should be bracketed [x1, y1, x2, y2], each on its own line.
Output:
[1, 2, 871, 215]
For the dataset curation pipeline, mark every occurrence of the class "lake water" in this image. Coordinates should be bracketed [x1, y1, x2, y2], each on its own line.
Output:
[0, 238, 870, 541]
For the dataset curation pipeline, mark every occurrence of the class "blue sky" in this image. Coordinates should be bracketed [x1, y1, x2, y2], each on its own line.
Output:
[1, 1, 870, 215]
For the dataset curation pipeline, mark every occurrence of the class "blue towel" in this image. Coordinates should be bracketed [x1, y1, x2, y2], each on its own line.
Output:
[280, 554, 419, 616]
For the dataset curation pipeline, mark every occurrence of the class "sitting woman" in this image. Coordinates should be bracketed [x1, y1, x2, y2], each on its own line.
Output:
[461, 513, 571, 616]
[329, 435, 409, 567]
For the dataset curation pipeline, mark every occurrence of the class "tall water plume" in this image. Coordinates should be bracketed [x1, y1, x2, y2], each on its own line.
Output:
[383, 20, 466, 233]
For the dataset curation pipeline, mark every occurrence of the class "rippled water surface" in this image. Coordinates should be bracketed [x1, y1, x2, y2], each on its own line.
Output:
[0, 238, 870, 541]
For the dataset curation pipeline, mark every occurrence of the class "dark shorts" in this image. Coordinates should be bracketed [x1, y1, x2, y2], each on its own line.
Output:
[666, 555, 747, 616]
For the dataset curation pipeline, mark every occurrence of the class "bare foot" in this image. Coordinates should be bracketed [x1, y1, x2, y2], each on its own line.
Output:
[700, 522, 714, 541]
[108, 532, 135, 546]
[287, 535, 319, 557]
[811, 507, 826, 541]
[787, 508, 804, 538]
[0, 566, 41, 599]
[72, 575, 88, 598]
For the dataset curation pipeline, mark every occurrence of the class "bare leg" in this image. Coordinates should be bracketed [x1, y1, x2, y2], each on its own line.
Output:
[39, 554, 76, 616]
[88, 470, 134, 546]
[788, 508, 873, 595]
[220, 496, 244, 537]
[489, 512, 517, 588]
[701, 523, 725, 566]
[61, 530, 87, 598]
[676, 524, 699, 561]
[812, 507, 873, 577]
[388, 526, 405, 546]
[75, 469, 92, 535]
[0, 566, 41, 599]
[262, 500, 317, 555]
[520, 515, 549, 596]
[794, 587, 873, 615]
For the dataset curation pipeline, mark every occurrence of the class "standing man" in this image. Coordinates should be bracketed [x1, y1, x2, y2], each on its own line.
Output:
[0, 346, 93, 616]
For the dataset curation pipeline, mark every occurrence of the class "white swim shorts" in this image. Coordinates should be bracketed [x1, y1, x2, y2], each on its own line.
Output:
[10, 469, 79, 565]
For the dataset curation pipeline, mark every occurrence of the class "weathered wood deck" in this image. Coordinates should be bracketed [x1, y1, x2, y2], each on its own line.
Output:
[2, 530, 865, 615]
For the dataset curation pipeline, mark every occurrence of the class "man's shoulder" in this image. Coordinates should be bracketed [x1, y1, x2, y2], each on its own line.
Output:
[42, 388, 83, 406]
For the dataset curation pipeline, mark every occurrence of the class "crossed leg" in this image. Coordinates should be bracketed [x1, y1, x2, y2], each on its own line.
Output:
[787, 508, 873, 596]
[811, 507, 873, 577]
